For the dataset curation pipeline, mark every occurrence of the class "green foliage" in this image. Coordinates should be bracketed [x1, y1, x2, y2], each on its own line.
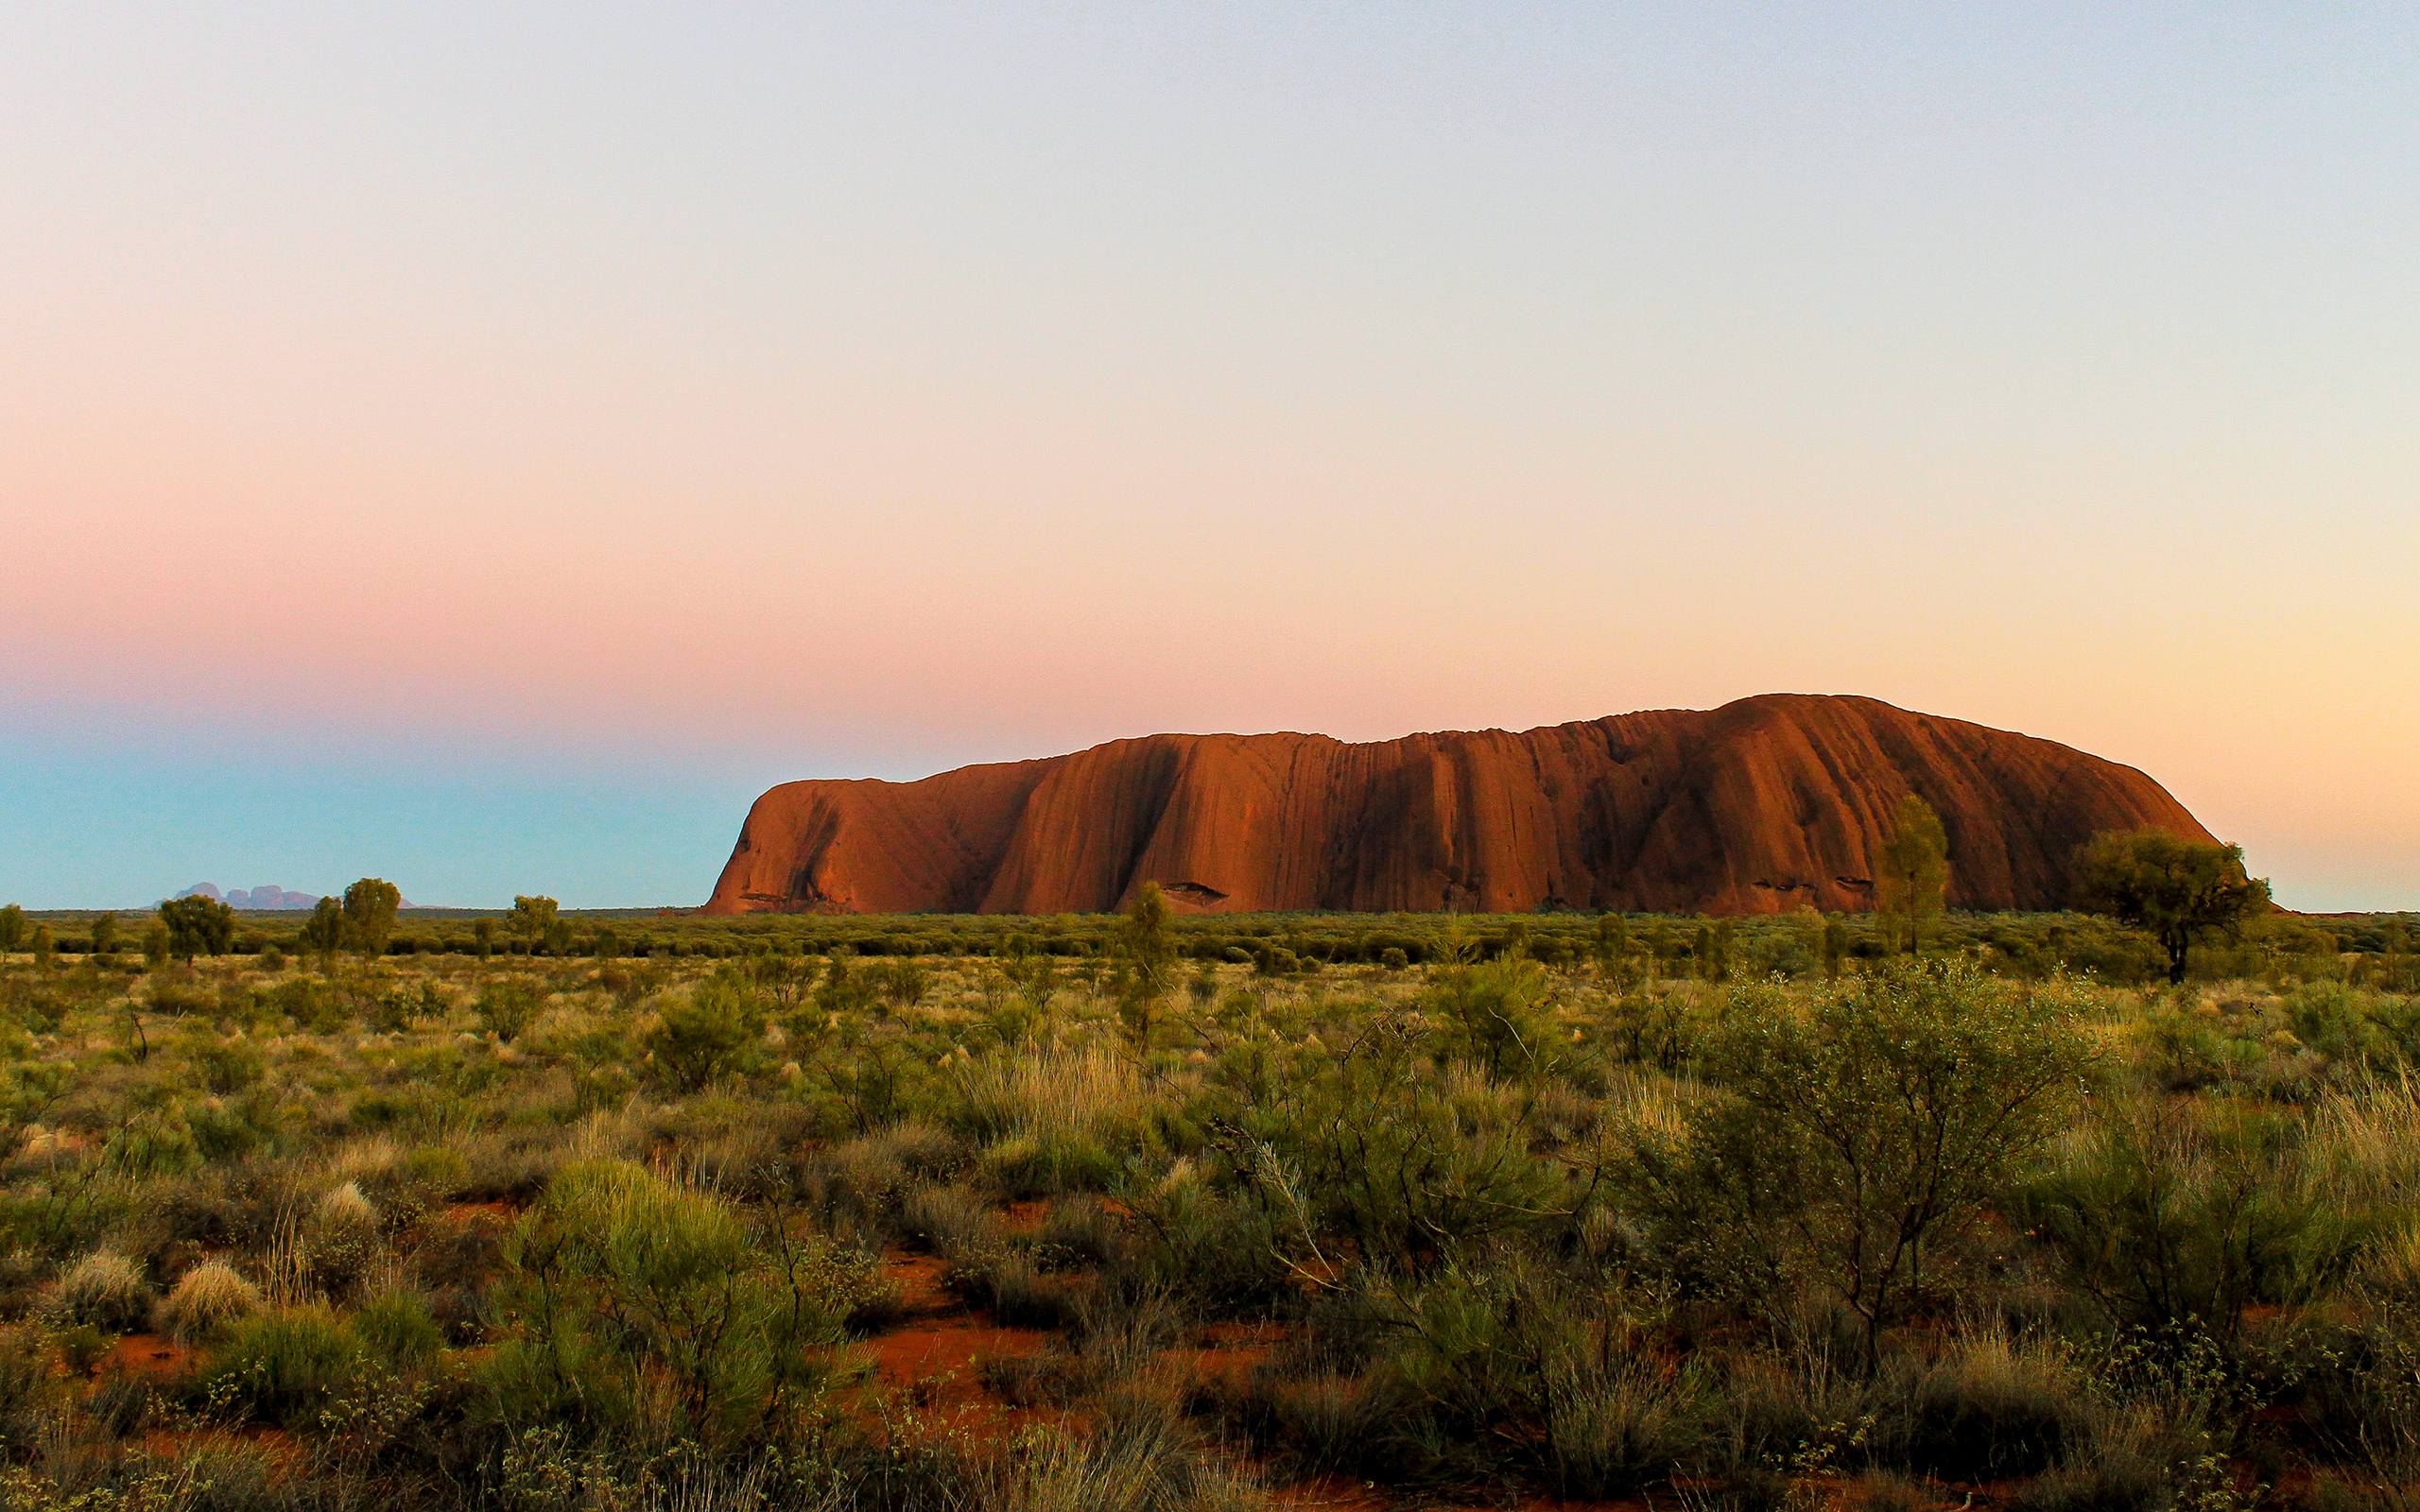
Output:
[493, 1159, 873, 1446]
[156, 895, 235, 963]
[1421, 954, 1555, 1079]
[1634, 961, 2092, 1364]
[1246, 1016, 1581, 1275]
[1876, 794, 1949, 954]
[298, 895, 344, 961]
[342, 877, 404, 959]
[510, 894, 561, 954]
[2073, 832, 2273, 985]
[644, 979, 763, 1091]
[476, 979, 546, 1042]
[1112, 883, 1180, 1047]
[2014, 1100, 2370, 1344]
[354, 1288, 442, 1368]
[204, 1304, 370, 1426]
[0, 905, 24, 954]
[0, 907, 2405, 1506]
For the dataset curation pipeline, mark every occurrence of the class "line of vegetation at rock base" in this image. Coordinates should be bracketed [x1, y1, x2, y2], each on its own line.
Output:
[0, 849, 2418, 1510]
[7, 905, 2414, 988]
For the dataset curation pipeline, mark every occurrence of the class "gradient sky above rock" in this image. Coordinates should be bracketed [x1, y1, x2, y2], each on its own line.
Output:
[3, 4, 2414, 910]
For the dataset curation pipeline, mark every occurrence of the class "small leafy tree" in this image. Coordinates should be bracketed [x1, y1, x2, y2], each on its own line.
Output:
[2073, 831, 2272, 986]
[141, 921, 170, 970]
[1876, 794, 1949, 954]
[472, 918, 496, 959]
[510, 895, 560, 955]
[1115, 882, 1178, 1046]
[158, 895, 236, 964]
[87, 913, 118, 958]
[1593, 913, 1635, 986]
[298, 897, 343, 965]
[341, 878, 402, 960]
[0, 904, 25, 954]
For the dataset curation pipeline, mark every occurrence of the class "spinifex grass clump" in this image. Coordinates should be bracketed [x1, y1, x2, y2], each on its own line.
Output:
[43, 1251, 149, 1332]
[156, 1258, 263, 1343]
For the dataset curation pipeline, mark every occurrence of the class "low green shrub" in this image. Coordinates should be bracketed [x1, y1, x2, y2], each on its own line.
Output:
[489, 1159, 877, 1446]
[204, 1304, 368, 1426]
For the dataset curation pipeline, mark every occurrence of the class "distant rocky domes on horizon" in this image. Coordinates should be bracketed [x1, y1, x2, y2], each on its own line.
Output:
[175, 883, 421, 911]
[704, 694, 2216, 918]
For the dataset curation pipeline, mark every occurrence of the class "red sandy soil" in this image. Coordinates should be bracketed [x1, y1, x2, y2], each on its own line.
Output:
[844, 1252, 1054, 1440]
[705, 694, 2212, 917]
[440, 1199, 521, 1227]
[97, 1333, 191, 1381]
[1000, 1199, 1051, 1236]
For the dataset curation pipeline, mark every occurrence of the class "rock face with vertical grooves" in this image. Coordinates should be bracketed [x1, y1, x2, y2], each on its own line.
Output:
[703, 694, 2213, 916]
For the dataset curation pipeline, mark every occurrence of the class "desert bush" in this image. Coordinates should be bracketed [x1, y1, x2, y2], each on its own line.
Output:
[156, 1258, 263, 1344]
[970, 1388, 1264, 1512]
[43, 1250, 150, 1332]
[354, 1287, 442, 1369]
[1421, 954, 1555, 1079]
[102, 1106, 203, 1177]
[476, 980, 546, 1042]
[204, 1303, 369, 1426]
[955, 1043, 1150, 1195]
[643, 981, 764, 1092]
[308, 1180, 382, 1290]
[490, 1159, 875, 1446]
[1631, 962, 2092, 1365]
[1886, 1322, 2091, 1481]
[1244, 1016, 1578, 1275]
[864, 957, 931, 1008]
[2015, 1100, 2369, 1344]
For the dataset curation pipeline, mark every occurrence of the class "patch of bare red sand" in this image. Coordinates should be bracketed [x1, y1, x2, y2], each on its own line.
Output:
[441, 1199, 519, 1226]
[1264, 1475, 1394, 1510]
[1166, 1319, 1288, 1392]
[1001, 1199, 1050, 1235]
[97, 1333, 191, 1381]
[842, 1250, 1053, 1443]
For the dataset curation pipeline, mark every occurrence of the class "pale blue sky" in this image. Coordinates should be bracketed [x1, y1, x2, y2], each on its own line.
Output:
[3, 5, 2415, 908]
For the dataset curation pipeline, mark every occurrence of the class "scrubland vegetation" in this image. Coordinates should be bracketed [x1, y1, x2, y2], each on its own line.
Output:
[0, 892, 2416, 1510]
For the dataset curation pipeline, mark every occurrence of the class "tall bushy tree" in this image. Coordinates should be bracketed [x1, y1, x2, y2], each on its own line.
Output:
[1876, 794, 1949, 954]
[157, 896, 235, 964]
[2073, 831, 2271, 986]
[509, 895, 560, 955]
[1593, 912, 1634, 985]
[88, 913, 118, 958]
[298, 897, 343, 965]
[0, 904, 25, 954]
[340, 878, 402, 960]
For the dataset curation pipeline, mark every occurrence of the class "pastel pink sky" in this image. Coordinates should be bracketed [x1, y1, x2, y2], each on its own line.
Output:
[3, 6, 2414, 909]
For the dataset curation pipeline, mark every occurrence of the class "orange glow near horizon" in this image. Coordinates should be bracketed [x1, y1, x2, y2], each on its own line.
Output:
[3, 7, 2414, 910]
